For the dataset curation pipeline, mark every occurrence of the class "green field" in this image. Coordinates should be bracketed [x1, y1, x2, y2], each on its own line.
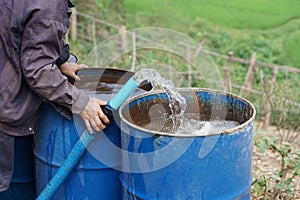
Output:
[122, 0, 300, 68]
[286, 32, 300, 65]
[124, 0, 300, 29]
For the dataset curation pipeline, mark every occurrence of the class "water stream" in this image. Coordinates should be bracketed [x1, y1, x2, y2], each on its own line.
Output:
[134, 69, 187, 132]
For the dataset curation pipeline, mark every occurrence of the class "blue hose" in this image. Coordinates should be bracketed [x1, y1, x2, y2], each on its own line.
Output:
[36, 77, 139, 200]
[36, 130, 95, 200]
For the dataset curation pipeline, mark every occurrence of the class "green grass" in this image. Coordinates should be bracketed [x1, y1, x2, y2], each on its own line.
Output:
[286, 32, 300, 67]
[124, 0, 300, 29]
[121, 0, 300, 68]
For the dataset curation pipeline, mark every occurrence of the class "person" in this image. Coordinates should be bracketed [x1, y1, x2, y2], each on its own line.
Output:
[0, 0, 110, 199]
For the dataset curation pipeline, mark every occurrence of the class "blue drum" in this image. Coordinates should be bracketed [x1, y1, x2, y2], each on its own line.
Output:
[119, 88, 256, 200]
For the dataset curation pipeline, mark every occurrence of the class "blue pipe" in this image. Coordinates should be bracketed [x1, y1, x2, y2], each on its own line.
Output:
[106, 77, 139, 110]
[36, 77, 140, 200]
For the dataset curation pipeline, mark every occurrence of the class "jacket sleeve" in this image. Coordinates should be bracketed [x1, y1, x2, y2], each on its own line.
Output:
[20, 17, 88, 114]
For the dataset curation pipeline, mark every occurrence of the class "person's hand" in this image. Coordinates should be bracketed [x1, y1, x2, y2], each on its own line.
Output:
[80, 98, 110, 134]
[60, 62, 87, 80]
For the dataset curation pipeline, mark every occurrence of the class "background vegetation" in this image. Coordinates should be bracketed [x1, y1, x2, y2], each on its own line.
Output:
[79, 0, 300, 68]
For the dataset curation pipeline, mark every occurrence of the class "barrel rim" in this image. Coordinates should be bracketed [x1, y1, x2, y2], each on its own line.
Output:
[119, 87, 256, 138]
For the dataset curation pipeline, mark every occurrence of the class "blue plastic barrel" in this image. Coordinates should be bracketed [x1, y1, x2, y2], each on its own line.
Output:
[119, 88, 256, 200]
[34, 102, 121, 199]
[34, 68, 150, 199]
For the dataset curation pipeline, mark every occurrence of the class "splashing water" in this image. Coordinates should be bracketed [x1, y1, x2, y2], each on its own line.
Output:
[134, 69, 187, 132]
[176, 115, 240, 136]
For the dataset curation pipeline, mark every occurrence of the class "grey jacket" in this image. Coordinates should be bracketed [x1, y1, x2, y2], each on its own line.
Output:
[0, 0, 89, 191]
[0, 0, 88, 136]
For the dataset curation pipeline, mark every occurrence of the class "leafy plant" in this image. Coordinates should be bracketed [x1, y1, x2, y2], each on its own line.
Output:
[252, 132, 300, 199]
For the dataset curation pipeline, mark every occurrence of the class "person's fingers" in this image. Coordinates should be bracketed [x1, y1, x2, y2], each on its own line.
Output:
[84, 119, 93, 134]
[98, 99, 108, 106]
[96, 99, 110, 124]
[98, 109, 110, 124]
[80, 97, 110, 134]
[72, 73, 81, 81]
[90, 118, 101, 132]
[69, 72, 80, 81]
[94, 114, 106, 130]
[78, 64, 88, 69]
[72, 64, 87, 80]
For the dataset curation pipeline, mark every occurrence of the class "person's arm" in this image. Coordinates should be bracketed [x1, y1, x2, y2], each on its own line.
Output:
[20, 17, 109, 133]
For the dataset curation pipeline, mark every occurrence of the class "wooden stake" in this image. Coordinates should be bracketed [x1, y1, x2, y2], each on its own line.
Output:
[240, 52, 257, 97]
[186, 44, 192, 87]
[130, 32, 136, 71]
[119, 25, 127, 53]
[263, 67, 279, 130]
[224, 51, 234, 93]
[70, 7, 77, 41]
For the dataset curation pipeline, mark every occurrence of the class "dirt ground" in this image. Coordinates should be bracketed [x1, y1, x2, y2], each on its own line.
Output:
[252, 122, 300, 199]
